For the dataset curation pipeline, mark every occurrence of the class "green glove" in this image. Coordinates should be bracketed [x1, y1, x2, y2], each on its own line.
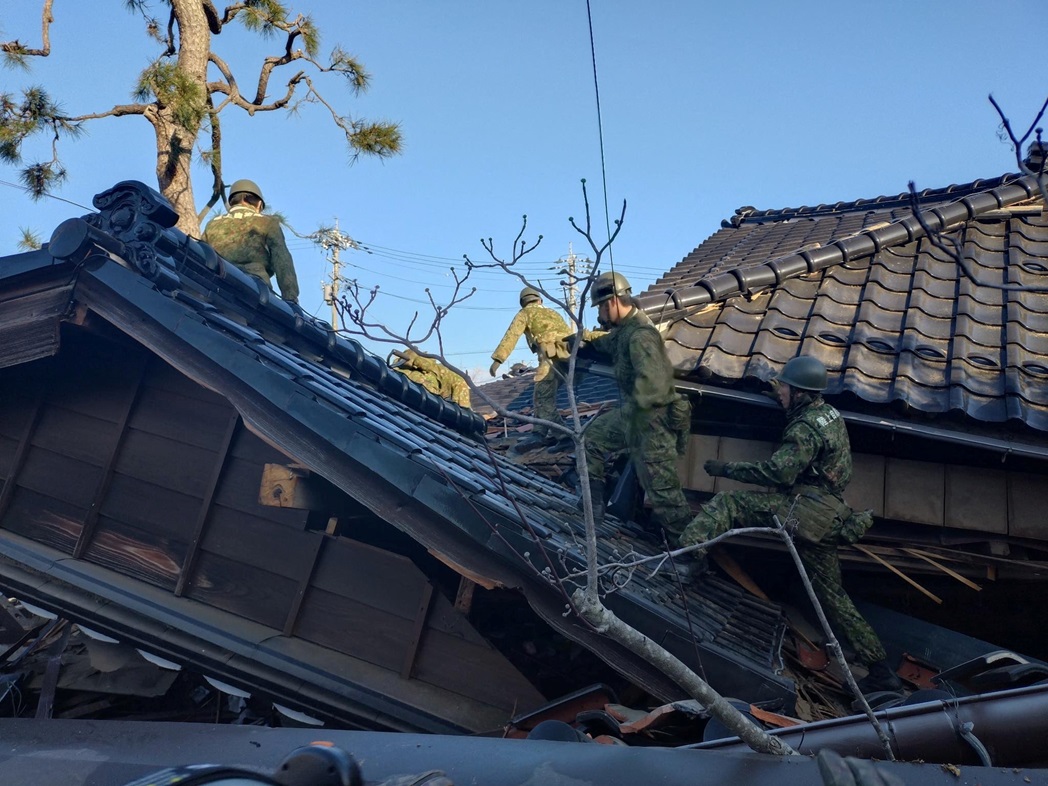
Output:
[704, 459, 729, 477]
[489, 360, 501, 378]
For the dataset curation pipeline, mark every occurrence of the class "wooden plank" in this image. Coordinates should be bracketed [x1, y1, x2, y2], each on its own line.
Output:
[945, 464, 1007, 534]
[128, 383, 234, 452]
[213, 457, 310, 528]
[401, 582, 434, 680]
[901, 548, 983, 591]
[184, 550, 296, 629]
[293, 585, 423, 668]
[197, 504, 323, 580]
[98, 473, 203, 543]
[114, 428, 219, 499]
[1007, 471, 1048, 540]
[30, 404, 119, 468]
[0, 435, 18, 482]
[142, 355, 229, 407]
[175, 411, 239, 597]
[16, 445, 102, 511]
[83, 515, 188, 591]
[74, 356, 145, 559]
[2, 487, 84, 553]
[230, 426, 300, 465]
[0, 395, 36, 442]
[0, 397, 42, 522]
[884, 458, 944, 526]
[0, 322, 60, 370]
[311, 537, 428, 620]
[854, 544, 943, 604]
[410, 617, 545, 711]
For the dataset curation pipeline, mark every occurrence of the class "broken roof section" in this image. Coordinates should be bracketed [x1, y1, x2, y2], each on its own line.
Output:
[0, 181, 795, 730]
[635, 171, 1048, 435]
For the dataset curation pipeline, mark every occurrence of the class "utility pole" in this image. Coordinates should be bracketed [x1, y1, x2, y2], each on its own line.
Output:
[556, 243, 592, 316]
[314, 219, 357, 330]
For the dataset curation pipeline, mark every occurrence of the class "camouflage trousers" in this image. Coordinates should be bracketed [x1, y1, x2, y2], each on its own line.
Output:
[585, 404, 691, 535]
[679, 490, 886, 665]
[533, 356, 563, 437]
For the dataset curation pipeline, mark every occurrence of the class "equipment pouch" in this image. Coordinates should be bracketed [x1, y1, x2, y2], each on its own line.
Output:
[788, 489, 839, 544]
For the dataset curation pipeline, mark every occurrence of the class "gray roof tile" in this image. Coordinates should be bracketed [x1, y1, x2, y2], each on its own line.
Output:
[642, 172, 1048, 433]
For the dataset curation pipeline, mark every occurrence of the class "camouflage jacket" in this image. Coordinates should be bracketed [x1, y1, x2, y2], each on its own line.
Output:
[587, 307, 677, 411]
[723, 394, 852, 496]
[491, 303, 570, 363]
[396, 356, 472, 409]
[203, 205, 300, 303]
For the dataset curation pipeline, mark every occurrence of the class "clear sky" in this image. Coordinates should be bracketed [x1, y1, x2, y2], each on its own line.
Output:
[1, 1, 1046, 378]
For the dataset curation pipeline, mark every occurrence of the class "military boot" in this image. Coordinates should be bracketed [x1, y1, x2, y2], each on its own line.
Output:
[857, 660, 903, 694]
[511, 433, 547, 454]
[577, 479, 606, 524]
[669, 552, 708, 584]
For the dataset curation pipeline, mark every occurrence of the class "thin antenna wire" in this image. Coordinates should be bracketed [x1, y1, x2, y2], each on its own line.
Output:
[585, 0, 614, 273]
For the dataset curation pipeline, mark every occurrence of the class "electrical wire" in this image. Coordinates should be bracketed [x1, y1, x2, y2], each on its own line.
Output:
[585, 0, 615, 274]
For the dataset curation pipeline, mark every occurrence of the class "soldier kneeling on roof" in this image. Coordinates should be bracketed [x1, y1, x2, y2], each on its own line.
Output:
[677, 355, 902, 695]
[390, 349, 472, 410]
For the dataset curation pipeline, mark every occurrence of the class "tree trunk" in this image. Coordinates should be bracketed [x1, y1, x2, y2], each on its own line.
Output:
[572, 589, 799, 756]
[154, 0, 212, 237]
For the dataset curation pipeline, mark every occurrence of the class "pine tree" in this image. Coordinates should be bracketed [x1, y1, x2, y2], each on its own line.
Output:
[1, 1, 401, 235]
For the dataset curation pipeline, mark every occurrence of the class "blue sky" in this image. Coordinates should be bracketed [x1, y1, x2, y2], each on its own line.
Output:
[1, 1, 1046, 378]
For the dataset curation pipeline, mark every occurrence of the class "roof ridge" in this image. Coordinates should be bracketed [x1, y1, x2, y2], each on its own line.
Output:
[47, 180, 487, 437]
[638, 174, 1042, 323]
[723, 173, 1023, 226]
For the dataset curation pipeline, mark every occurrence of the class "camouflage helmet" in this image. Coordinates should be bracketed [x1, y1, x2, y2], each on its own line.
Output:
[590, 271, 632, 307]
[775, 355, 827, 392]
[519, 286, 542, 307]
[228, 179, 265, 209]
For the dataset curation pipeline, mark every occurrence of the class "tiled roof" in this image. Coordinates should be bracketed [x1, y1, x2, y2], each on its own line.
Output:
[7, 181, 794, 708]
[635, 173, 1048, 433]
[475, 366, 620, 417]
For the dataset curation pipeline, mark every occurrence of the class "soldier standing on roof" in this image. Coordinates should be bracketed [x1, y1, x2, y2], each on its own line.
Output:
[574, 271, 693, 537]
[203, 179, 300, 304]
[390, 349, 472, 410]
[678, 355, 901, 695]
[489, 287, 573, 452]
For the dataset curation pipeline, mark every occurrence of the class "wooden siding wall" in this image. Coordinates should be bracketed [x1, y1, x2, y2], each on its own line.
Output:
[0, 327, 542, 718]
[681, 434, 1048, 541]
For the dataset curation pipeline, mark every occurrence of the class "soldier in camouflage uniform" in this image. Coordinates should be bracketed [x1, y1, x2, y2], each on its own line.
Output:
[391, 349, 472, 409]
[678, 355, 901, 694]
[202, 179, 300, 303]
[490, 288, 572, 449]
[578, 272, 693, 537]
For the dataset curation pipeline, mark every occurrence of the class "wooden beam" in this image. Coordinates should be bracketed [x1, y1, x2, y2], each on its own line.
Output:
[34, 621, 71, 720]
[174, 411, 240, 597]
[282, 534, 326, 637]
[454, 576, 476, 615]
[74, 355, 148, 559]
[259, 463, 362, 520]
[428, 548, 500, 590]
[0, 397, 44, 523]
[400, 581, 434, 680]
[902, 548, 982, 591]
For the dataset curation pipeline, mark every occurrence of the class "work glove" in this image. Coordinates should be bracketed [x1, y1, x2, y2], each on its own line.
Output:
[704, 459, 729, 478]
[489, 360, 501, 378]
